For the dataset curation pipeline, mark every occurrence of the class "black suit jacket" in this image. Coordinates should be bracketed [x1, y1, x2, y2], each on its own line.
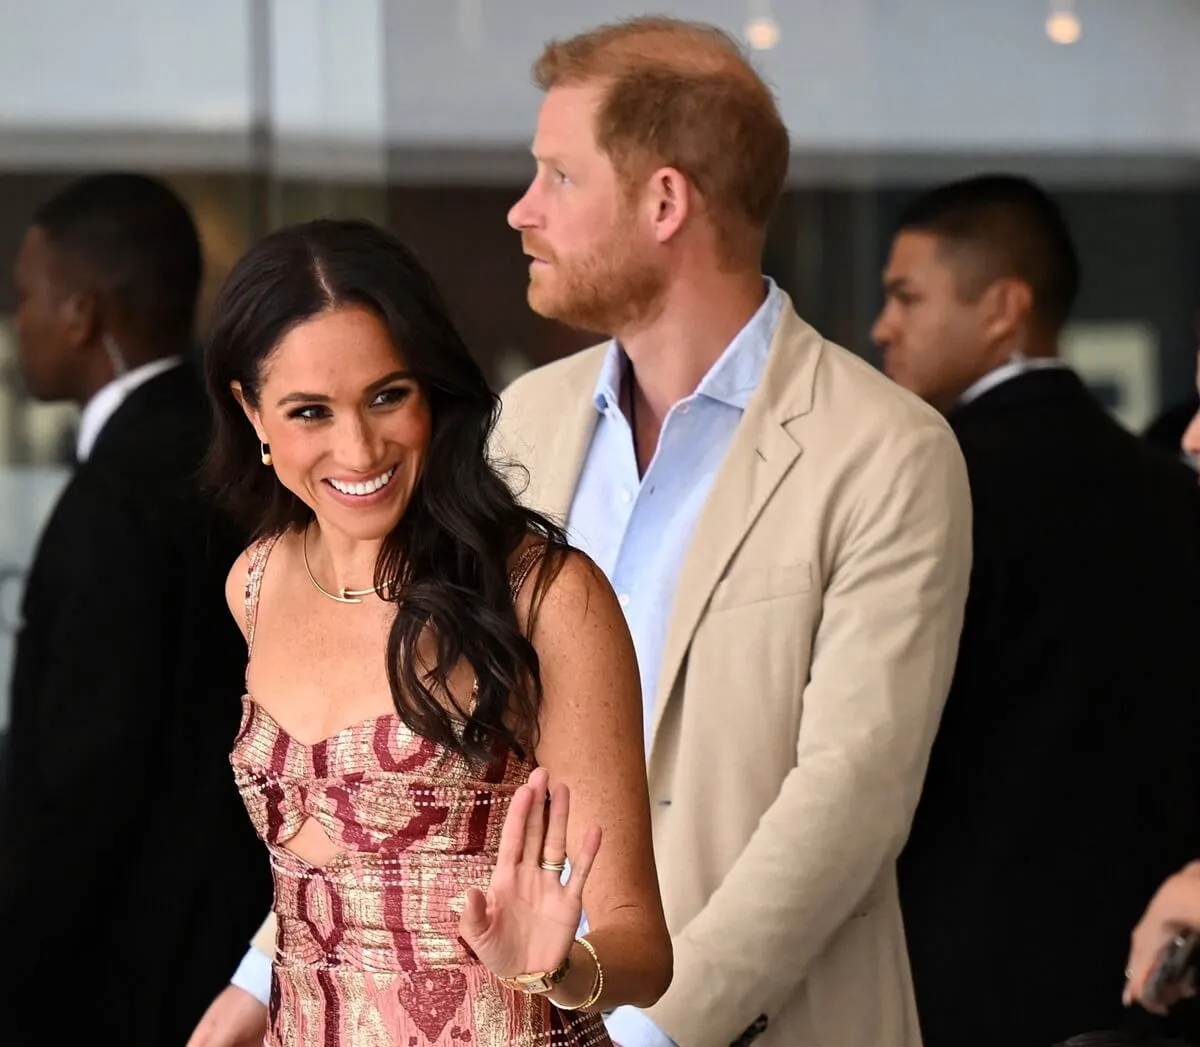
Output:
[0, 363, 271, 1045]
[1144, 395, 1199, 459]
[898, 369, 1200, 1047]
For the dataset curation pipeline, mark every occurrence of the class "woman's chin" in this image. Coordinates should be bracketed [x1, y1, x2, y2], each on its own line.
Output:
[312, 493, 412, 543]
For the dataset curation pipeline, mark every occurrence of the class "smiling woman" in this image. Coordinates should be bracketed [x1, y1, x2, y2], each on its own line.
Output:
[232, 307, 429, 542]
[197, 218, 671, 1047]
[204, 221, 558, 762]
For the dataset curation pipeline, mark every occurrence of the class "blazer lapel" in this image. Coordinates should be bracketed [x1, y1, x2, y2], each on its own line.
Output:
[499, 346, 606, 525]
[647, 308, 820, 756]
[538, 392, 597, 524]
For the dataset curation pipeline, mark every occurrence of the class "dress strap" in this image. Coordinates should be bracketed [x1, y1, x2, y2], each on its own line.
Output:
[508, 541, 547, 601]
[244, 532, 283, 673]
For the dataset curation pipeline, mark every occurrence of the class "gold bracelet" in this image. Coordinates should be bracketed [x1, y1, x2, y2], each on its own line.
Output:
[551, 935, 604, 1011]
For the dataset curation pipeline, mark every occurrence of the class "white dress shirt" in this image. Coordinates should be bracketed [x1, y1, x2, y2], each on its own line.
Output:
[955, 354, 1071, 409]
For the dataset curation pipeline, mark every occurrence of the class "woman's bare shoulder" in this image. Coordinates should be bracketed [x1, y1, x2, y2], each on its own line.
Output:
[224, 531, 293, 638]
[514, 542, 622, 652]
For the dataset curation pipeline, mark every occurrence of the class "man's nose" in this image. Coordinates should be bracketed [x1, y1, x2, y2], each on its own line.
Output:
[508, 181, 540, 231]
[870, 310, 892, 348]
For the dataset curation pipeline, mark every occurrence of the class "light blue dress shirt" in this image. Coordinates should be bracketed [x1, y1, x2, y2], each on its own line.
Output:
[565, 281, 783, 760]
[567, 280, 783, 1047]
[233, 281, 785, 1047]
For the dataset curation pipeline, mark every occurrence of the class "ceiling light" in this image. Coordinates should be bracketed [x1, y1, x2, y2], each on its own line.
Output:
[745, 15, 781, 51]
[1046, 3, 1081, 45]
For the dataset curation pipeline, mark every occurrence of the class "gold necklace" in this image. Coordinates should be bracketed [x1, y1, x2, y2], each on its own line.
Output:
[302, 524, 386, 605]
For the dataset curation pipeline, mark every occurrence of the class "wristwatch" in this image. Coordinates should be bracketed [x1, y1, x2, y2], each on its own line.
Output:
[499, 953, 572, 994]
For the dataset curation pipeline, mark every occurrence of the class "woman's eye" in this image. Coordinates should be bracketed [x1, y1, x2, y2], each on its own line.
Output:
[286, 387, 410, 421]
[373, 387, 411, 407]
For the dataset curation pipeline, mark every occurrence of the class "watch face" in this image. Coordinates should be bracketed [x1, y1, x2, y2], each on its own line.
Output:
[502, 956, 570, 995]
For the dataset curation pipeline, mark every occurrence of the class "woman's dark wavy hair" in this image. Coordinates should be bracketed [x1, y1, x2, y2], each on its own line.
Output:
[204, 218, 566, 765]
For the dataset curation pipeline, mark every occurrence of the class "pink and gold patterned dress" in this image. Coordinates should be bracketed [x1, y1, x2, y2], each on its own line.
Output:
[231, 535, 610, 1047]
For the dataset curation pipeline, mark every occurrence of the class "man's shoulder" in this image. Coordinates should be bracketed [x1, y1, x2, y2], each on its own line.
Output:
[803, 334, 954, 444]
[499, 343, 609, 415]
[493, 344, 608, 466]
[74, 398, 217, 547]
[87, 423, 208, 496]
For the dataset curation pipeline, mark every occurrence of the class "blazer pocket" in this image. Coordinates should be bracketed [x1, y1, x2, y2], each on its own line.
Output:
[709, 560, 813, 612]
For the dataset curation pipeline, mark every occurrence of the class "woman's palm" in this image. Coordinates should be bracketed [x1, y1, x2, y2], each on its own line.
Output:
[459, 767, 601, 979]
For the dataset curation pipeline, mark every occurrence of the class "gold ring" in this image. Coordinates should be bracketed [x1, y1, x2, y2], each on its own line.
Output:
[539, 858, 566, 873]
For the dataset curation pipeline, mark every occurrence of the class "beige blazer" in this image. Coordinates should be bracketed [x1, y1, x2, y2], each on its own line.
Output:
[250, 297, 971, 1046]
[492, 298, 972, 1047]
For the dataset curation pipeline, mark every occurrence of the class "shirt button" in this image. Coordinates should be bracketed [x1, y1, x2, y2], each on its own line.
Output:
[678, 404, 690, 415]
[618, 594, 630, 607]
[620, 489, 632, 503]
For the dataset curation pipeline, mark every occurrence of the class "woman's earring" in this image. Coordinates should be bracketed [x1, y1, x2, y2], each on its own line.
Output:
[260, 442, 272, 467]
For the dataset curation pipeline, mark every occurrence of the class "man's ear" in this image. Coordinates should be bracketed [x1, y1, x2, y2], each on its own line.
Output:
[644, 166, 692, 245]
[58, 289, 98, 353]
[979, 277, 1033, 347]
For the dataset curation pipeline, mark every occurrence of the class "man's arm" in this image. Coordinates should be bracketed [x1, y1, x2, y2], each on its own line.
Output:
[646, 424, 973, 1047]
[0, 483, 171, 966]
[224, 912, 275, 1008]
[230, 942, 273, 1006]
[606, 1006, 675, 1047]
[186, 915, 273, 1047]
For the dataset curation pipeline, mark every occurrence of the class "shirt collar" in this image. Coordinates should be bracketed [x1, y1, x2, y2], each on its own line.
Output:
[591, 277, 785, 413]
[956, 355, 1071, 409]
[77, 356, 182, 461]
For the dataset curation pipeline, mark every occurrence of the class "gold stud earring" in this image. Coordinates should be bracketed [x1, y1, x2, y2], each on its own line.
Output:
[260, 442, 272, 466]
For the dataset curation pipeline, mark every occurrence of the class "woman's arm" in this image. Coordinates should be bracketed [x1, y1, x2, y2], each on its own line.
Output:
[528, 550, 672, 1010]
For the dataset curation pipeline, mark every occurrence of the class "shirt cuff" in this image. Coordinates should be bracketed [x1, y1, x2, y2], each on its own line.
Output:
[230, 945, 273, 1007]
[604, 1006, 677, 1047]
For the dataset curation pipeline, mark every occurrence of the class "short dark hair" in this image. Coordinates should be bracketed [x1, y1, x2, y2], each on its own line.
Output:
[204, 217, 566, 765]
[896, 174, 1080, 336]
[32, 172, 202, 349]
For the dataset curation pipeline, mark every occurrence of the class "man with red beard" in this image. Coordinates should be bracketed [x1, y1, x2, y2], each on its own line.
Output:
[189, 18, 973, 1047]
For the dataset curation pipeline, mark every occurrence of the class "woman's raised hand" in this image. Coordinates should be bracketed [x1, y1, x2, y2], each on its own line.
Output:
[458, 766, 602, 980]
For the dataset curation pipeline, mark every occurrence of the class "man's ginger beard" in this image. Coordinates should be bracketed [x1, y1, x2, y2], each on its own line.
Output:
[523, 199, 667, 336]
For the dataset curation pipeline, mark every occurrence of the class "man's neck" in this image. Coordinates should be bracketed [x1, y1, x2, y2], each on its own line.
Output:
[950, 347, 1067, 413]
[74, 354, 184, 461]
[74, 341, 179, 408]
[618, 269, 767, 426]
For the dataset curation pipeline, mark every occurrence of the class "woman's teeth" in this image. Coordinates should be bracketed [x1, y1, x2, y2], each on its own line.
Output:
[328, 467, 395, 497]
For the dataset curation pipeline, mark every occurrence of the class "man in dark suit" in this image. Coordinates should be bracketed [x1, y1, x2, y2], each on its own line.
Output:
[872, 174, 1200, 1047]
[0, 174, 270, 1045]
[1143, 309, 1199, 462]
[1145, 395, 1199, 459]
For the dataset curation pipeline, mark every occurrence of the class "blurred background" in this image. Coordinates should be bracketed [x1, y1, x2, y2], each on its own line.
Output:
[1, 0, 1199, 724]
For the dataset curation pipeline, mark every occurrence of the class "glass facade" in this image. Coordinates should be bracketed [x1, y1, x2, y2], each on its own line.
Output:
[2, 0, 1199, 721]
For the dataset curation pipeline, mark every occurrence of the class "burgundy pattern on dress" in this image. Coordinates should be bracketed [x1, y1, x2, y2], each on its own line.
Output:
[231, 536, 610, 1047]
